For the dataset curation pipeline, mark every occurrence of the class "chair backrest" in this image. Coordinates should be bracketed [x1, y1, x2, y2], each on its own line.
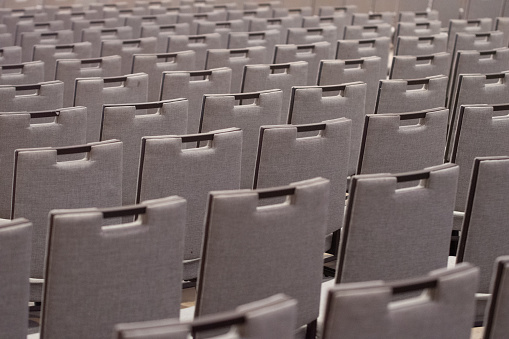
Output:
[196, 19, 245, 48]
[357, 108, 448, 176]
[432, 0, 463, 26]
[389, 52, 451, 80]
[0, 107, 87, 219]
[71, 17, 121, 44]
[465, 0, 504, 20]
[0, 80, 64, 112]
[132, 51, 196, 101]
[398, 1, 434, 12]
[336, 163, 459, 284]
[253, 119, 351, 237]
[343, 23, 392, 40]
[101, 99, 188, 206]
[166, 33, 221, 69]
[302, 14, 353, 43]
[352, 12, 395, 25]
[398, 10, 440, 22]
[374, 75, 448, 114]
[160, 67, 232, 134]
[227, 30, 279, 63]
[20, 29, 73, 62]
[323, 263, 479, 339]
[81, 26, 133, 57]
[273, 42, 330, 85]
[0, 218, 31, 339]
[115, 294, 297, 339]
[241, 61, 308, 123]
[0, 61, 43, 85]
[395, 33, 448, 56]
[394, 20, 442, 44]
[40, 196, 186, 339]
[318, 56, 381, 115]
[14, 19, 65, 45]
[448, 47, 509, 108]
[495, 17, 509, 47]
[247, 16, 302, 44]
[450, 32, 505, 73]
[54, 10, 101, 29]
[137, 127, 242, 281]
[124, 13, 178, 38]
[55, 55, 122, 107]
[0, 46, 21, 64]
[288, 82, 366, 176]
[74, 73, 149, 142]
[2, 12, 48, 36]
[336, 37, 391, 81]
[140, 23, 191, 52]
[318, 5, 357, 17]
[200, 90, 283, 188]
[286, 26, 337, 58]
[12, 139, 123, 301]
[32, 42, 92, 81]
[205, 46, 266, 92]
[484, 256, 509, 339]
[195, 177, 330, 330]
[447, 18, 493, 52]
[100, 37, 158, 75]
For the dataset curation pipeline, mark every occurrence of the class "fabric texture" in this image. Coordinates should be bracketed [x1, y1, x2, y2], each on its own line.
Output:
[81, 26, 133, 57]
[0, 61, 44, 85]
[0, 80, 64, 112]
[100, 37, 158, 75]
[166, 33, 221, 69]
[336, 37, 390, 81]
[228, 30, 280, 63]
[33, 42, 92, 81]
[20, 30, 73, 62]
[395, 33, 448, 56]
[390, 52, 451, 80]
[484, 256, 509, 339]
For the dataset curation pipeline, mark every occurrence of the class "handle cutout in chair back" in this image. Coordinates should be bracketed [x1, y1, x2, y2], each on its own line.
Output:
[415, 55, 434, 62]
[363, 25, 379, 32]
[103, 76, 127, 86]
[55, 144, 92, 155]
[189, 69, 212, 81]
[14, 84, 41, 96]
[270, 63, 290, 74]
[492, 103, 509, 112]
[369, 13, 382, 19]
[191, 313, 246, 336]
[480, 49, 497, 58]
[29, 110, 60, 119]
[123, 39, 141, 47]
[268, 18, 282, 25]
[258, 186, 296, 199]
[320, 84, 346, 98]
[55, 44, 75, 52]
[344, 58, 364, 69]
[189, 35, 206, 44]
[307, 28, 323, 35]
[475, 32, 491, 40]
[133, 101, 165, 110]
[390, 276, 438, 295]
[418, 36, 434, 42]
[234, 92, 260, 101]
[156, 53, 177, 63]
[296, 44, 315, 53]
[229, 48, 249, 57]
[358, 39, 376, 47]
[415, 22, 430, 28]
[35, 22, 51, 28]
[296, 123, 326, 133]
[249, 32, 265, 40]
[407, 78, 430, 86]
[399, 111, 427, 120]
[142, 16, 157, 22]
[216, 22, 231, 28]
[102, 205, 147, 219]
[41, 32, 58, 38]
[181, 132, 215, 144]
[485, 72, 506, 84]
[395, 170, 430, 183]
[81, 58, 103, 68]
[467, 19, 481, 25]
[2, 63, 24, 74]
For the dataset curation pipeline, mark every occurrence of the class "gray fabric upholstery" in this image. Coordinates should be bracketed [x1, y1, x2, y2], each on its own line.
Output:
[394, 20, 442, 44]
[54, 10, 101, 30]
[398, 10, 439, 22]
[0, 219, 31, 339]
[132, 51, 196, 101]
[160, 67, 232, 134]
[74, 73, 149, 142]
[14, 19, 65, 45]
[286, 26, 337, 58]
[447, 18, 493, 52]
[196, 19, 244, 48]
[12, 139, 123, 301]
[465, 0, 504, 20]
[456, 157, 509, 295]
[71, 17, 121, 44]
[302, 14, 353, 46]
[241, 61, 307, 122]
[205, 46, 266, 92]
[335, 37, 390, 81]
[317, 5, 357, 18]
[343, 23, 392, 40]
[0, 46, 21, 65]
[484, 256, 509, 339]
[288, 82, 366, 175]
[0, 107, 87, 219]
[140, 23, 191, 53]
[55, 55, 122, 107]
[100, 37, 157, 75]
[273, 42, 330, 85]
[20, 30, 73, 62]
[138, 128, 242, 280]
[32, 42, 92, 81]
[246, 16, 302, 44]
[352, 12, 396, 25]
[390, 52, 450, 80]
[375, 75, 448, 114]
[432, 0, 463, 26]
[40, 195, 185, 339]
[0, 61, 43, 85]
[200, 90, 282, 188]
[323, 263, 479, 339]
[3, 12, 49, 37]
[101, 99, 188, 206]
[166, 33, 221, 69]
[254, 119, 351, 236]
[115, 294, 297, 339]
[336, 163, 459, 284]
[227, 30, 279, 63]
[395, 33, 448, 56]
[195, 177, 330, 329]
[495, 17, 509, 47]
[0, 80, 64, 112]
[358, 108, 448, 176]
[318, 56, 381, 115]
[124, 13, 178, 38]
[81, 26, 133, 57]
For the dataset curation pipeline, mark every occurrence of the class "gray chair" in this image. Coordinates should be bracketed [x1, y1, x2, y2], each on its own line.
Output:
[0, 46, 21, 64]
[140, 23, 191, 53]
[273, 42, 330, 85]
[336, 163, 459, 284]
[241, 61, 308, 123]
[335, 37, 391, 81]
[100, 37, 158, 75]
[2, 13, 49, 37]
[398, 10, 440, 22]
[115, 294, 297, 339]
[0, 80, 64, 112]
[286, 26, 337, 58]
[227, 30, 279, 63]
[357, 108, 448, 176]
[374, 75, 448, 114]
[200, 90, 282, 188]
[432, 0, 463, 26]
[100, 99, 188, 206]
[465, 0, 504, 20]
[322, 263, 479, 339]
[287, 82, 367, 176]
[205, 46, 266, 92]
[196, 19, 244, 48]
[394, 20, 442, 44]
[0, 219, 31, 339]
[495, 17, 509, 47]
[160, 67, 232, 134]
[389, 53, 451, 80]
[124, 13, 178, 38]
[343, 23, 392, 40]
[483, 256, 509, 339]
[40, 196, 185, 339]
[395, 33, 448, 56]
[11, 140, 123, 302]
[131, 51, 196, 101]
[54, 10, 101, 29]
[71, 17, 122, 43]
[247, 16, 302, 44]
[351, 12, 396, 25]
[137, 128, 242, 281]
[20, 30, 73, 62]
[317, 5, 357, 17]
[302, 14, 352, 44]
[195, 177, 330, 339]
[55, 55, 122, 107]
[318, 56, 381, 115]
[0, 61, 43, 85]
[74, 73, 149, 142]
[447, 18, 493, 52]
[32, 42, 92, 81]
[14, 19, 65, 45]
[81, 26, 133, 57]
[166, 33, 221, 69]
